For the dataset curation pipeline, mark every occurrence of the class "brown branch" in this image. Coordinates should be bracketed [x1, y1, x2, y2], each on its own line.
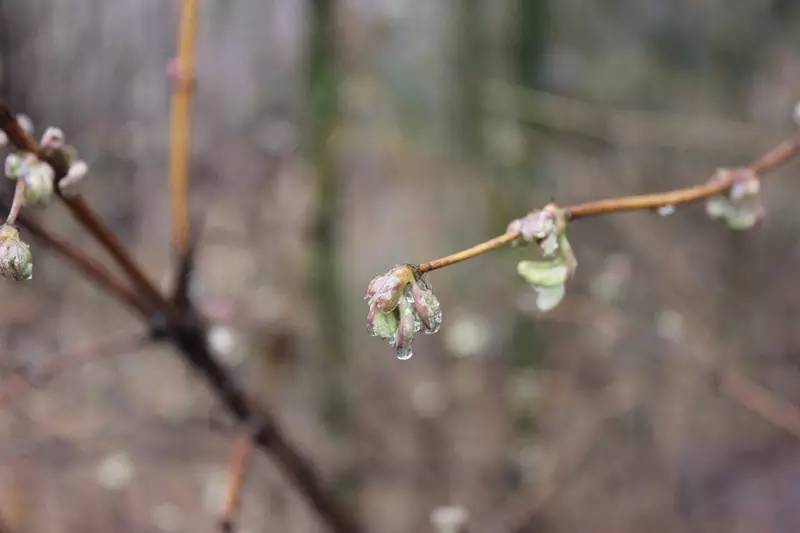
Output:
[0, 332, 147, 408]
[10, 209, 149, 316]
[219, 435, 254, 533]
[58, 194, 167, 311]
[0, 99, 167, 312]
[168, 0, 199, 254]
[417, 133, 800, 273]
[5, 179, 24, 225]
[0, 98, 365, 533]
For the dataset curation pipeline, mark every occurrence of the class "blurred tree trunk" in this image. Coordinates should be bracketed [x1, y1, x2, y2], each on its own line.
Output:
[453, 0, 485, 157]
[308, 0, 349, 433]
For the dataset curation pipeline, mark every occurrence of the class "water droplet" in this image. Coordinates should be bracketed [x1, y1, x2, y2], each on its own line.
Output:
[657, 204, 675, 216]
[396, 346, 414, 360]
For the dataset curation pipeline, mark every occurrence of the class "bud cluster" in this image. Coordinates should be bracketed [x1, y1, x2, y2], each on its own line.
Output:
[705, 168, 764, 230]
[3, 120, 89, 208]
[509, 205, 578, 311]
[365, 264, 442, 360]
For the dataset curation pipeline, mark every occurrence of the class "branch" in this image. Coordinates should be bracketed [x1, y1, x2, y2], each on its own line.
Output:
[0, 332, 147, 408]
[168, 0, 199, 254]
[417, 133, 800, 273]
[0, 99, 167, 311]
[0, 99, 366, 533]
[219, 435, 254, 533]
[7, 207, 149, 316]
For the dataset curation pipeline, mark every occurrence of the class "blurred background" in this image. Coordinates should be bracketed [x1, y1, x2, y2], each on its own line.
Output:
[1, 1, 800, 532]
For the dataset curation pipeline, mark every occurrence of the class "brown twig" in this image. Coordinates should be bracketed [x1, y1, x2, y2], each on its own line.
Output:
[168, 0, 199, 254]
[0, 332, 147, 407]
[5, 179, 24, 225]
[0, 99, 167, 311]
[9, 209, 149, 316]
[58, 194, 167, 311]
[417, 133, 800, 273]
[716, 368, 800, 440]
[219, 435, 254, 533]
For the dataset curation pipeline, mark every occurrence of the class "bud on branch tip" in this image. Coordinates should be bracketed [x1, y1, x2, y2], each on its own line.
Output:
[0, 224, 32, 281]
[366, 264, 442, 360]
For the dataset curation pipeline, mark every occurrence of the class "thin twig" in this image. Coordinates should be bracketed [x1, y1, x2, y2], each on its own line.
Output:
[168, 0, 199, 254]
[0, 332, 148, 407]
[717, 368, 800, 440]
[417, 133, 800, 273]
[5, 179, 24, 225]
[0, 100, 167, 311]
[8, 208, 149, 315]
[58, 194, 167, 311]
[219, 435, 254, 533]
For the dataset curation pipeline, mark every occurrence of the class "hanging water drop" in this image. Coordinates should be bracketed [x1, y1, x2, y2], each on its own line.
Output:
[657, 204, 675, 216]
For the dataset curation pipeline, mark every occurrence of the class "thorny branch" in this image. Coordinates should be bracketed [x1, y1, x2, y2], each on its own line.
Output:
[417, 133, 800, 273]
[0, 98, 366, 533]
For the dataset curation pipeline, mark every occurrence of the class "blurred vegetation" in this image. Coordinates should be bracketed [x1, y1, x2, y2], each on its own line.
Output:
[2, 1, 800, 533]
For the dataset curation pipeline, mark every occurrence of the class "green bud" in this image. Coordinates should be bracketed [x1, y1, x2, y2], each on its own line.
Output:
[23, 162, 55, 207]
[411, 279, 442, 334]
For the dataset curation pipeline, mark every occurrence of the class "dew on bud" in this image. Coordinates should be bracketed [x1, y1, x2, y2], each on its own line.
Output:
[366, 265, 443, 360]
[395, 293, 417, 360]
[0, 224, 33, 281]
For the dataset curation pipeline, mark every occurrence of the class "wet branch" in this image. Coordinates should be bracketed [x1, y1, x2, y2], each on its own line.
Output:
[417, 133, 800, 274]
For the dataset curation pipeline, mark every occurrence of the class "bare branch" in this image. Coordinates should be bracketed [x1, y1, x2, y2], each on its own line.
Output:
[417, 133, 800, 273]
[219, 435, 254, 533]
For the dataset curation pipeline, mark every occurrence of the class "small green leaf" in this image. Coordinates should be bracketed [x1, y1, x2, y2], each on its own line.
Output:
[371, 309, 398, 340]
[725, 208, 758, 230]
[517, 260, 569, 288]
[535, 285, 565, 311]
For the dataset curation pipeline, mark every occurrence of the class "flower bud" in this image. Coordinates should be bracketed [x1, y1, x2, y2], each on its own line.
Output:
[705, 168, 764, 231]
[59, 160, 89, 191]
[365, 264, 415, 312]
[23, 161, 55, 207]
[40, 127, 65, 149]
[411, 279, 442, 334]
[4, 153, 28, 180]
[16, 114, 33, 135]
[0, 224, 33, 281]
[0, 130, 7, 149]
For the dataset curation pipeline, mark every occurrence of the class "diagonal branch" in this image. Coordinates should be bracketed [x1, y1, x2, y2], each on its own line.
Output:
[0, 98, 366, 533]
[417, 133, 800, 273]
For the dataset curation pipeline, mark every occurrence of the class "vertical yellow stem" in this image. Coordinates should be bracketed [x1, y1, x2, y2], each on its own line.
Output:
[168, 0, 199, 254]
